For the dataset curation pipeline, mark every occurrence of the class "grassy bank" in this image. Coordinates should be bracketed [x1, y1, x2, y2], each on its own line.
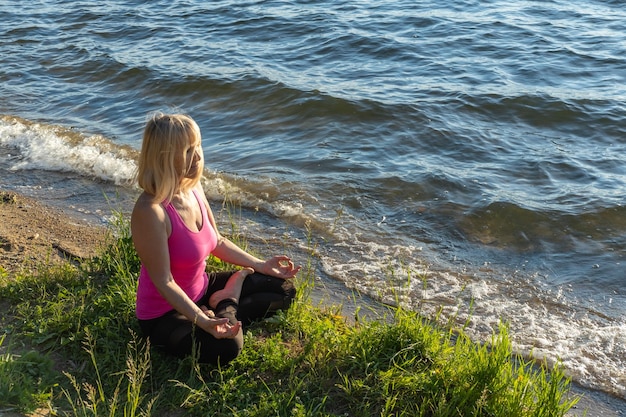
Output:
[0, 214, 578, 416]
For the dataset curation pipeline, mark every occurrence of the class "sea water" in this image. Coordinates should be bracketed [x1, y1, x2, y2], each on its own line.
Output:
[0, 0, 624, 401]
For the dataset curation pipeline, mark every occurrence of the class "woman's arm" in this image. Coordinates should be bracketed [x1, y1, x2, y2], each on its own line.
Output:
[196, 184, 302, 279]
[131, 194, 240, 338]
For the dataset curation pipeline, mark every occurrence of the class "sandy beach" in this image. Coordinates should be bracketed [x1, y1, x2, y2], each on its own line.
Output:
[0, 189, 623, 416]
[0, 190, 108, 274]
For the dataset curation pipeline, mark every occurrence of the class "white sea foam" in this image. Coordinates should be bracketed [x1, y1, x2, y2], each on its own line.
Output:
[0, 117, 137, 185]
[202, 174, 316, 230]
[316, 227, 626, 399]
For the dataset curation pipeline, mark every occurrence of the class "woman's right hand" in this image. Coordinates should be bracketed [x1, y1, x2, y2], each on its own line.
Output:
[200, 306, 242, 339]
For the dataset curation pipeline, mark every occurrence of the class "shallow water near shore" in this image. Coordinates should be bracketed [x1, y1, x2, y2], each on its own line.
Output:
[0, 0, 625, 404]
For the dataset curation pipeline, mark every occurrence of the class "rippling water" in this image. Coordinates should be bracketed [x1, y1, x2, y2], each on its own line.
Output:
[1, 0, 625, 401]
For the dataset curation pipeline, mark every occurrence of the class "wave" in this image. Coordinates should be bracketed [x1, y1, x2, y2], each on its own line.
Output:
[0, 114, 316, 227]
[5, 113, 623, 257]
[458, 200, 626, 252]
[0, 115, 138, 186]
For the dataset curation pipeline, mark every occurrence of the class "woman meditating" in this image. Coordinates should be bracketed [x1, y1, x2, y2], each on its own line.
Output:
[131, 112, 300, 365]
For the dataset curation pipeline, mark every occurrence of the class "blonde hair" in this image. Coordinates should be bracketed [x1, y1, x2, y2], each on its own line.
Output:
[136, 113, 203, 203]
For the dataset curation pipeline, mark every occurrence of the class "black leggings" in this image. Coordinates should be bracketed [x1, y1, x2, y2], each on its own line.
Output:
[138, 272, 296, 366]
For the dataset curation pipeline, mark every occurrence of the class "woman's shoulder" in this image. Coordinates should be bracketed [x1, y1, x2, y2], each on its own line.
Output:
[132, 193, 166, 220]
[131, 193, 171, 244]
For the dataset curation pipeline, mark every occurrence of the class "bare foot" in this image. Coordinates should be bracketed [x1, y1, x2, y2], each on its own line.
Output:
[208, 267, 254, 309]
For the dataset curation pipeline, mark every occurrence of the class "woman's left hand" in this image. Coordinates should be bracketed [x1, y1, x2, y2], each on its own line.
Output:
[260, 255, 301, 279]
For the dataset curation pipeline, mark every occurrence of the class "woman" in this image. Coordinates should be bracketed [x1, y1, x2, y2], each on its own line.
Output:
[131, 112, 300, 365]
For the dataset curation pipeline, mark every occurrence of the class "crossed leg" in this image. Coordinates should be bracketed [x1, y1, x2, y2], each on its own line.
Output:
[208, 267, 254, 309]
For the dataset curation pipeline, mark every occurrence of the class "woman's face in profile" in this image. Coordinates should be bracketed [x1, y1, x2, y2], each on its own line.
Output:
[175, 135, 203, 179]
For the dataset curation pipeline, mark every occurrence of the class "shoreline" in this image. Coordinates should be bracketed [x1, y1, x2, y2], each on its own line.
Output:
[0, 189, 624, 416]
[0, 190, 109, 275]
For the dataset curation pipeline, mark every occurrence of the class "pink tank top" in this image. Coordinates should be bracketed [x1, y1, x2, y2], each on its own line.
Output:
[136, 189, 218, 320]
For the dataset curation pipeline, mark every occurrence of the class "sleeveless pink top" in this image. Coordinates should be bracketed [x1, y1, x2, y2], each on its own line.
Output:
[135, 189, 218, 320]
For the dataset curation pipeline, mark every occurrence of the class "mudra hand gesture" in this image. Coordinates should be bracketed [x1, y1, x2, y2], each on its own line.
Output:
[200, 306, 242, 339]
[259, 255, 301, 279]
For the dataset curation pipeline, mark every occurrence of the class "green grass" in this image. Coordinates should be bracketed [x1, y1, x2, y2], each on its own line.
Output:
[0, 213, 579, 416]
[0, 335, 56, 412]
